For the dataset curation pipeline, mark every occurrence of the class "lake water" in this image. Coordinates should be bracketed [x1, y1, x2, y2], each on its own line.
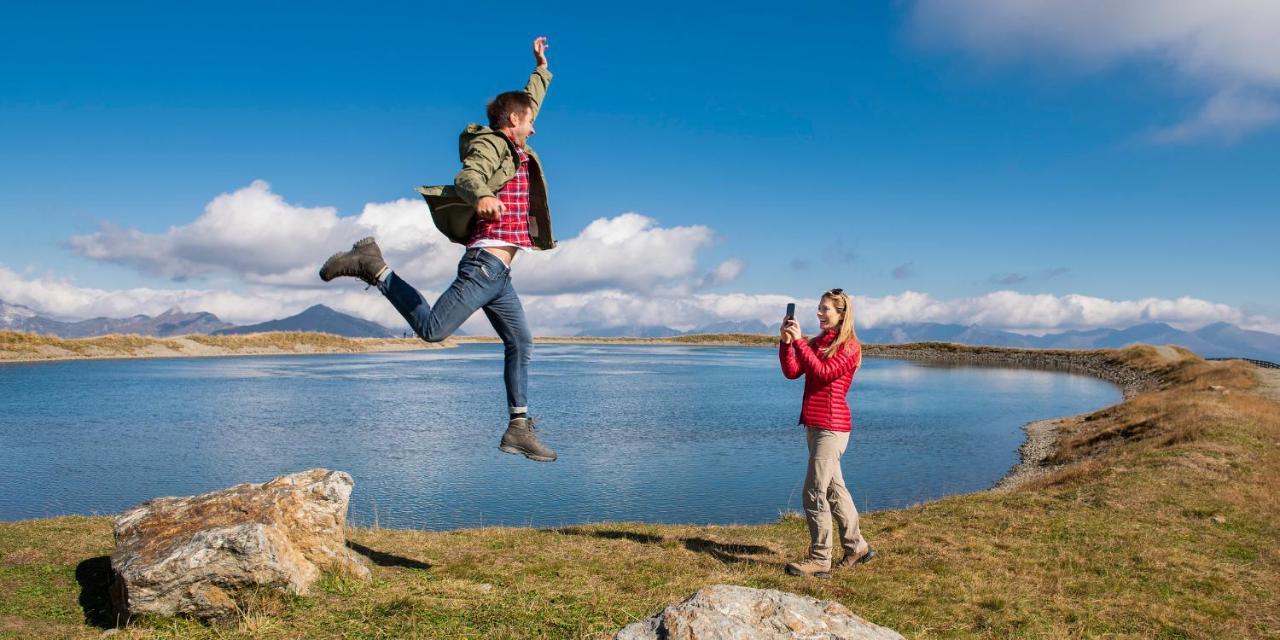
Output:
[0, 344, 1120, 529]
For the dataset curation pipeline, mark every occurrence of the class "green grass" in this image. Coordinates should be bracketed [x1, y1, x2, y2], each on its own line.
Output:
[1, 348, 1277, 638]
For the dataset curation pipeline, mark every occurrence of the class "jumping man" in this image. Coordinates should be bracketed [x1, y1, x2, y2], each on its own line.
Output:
[320, 37, 558, 462]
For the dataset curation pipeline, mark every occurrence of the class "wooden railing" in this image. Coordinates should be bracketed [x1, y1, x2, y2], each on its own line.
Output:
[1207, 357, 1280, 369]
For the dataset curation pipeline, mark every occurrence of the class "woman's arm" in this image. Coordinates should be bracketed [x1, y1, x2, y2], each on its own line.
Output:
[778, 317, 803, 379]
[779, 341, 803, 379]
[793, 340, 860, 384]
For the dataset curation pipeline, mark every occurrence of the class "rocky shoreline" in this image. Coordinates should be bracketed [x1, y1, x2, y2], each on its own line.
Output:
[862, 345, 1165, 492]
[864, 344, 1160, 398]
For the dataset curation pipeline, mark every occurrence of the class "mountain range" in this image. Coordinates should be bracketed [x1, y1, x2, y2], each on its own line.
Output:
[0, 300, 231, 337]
[3, 298, 1278, 362]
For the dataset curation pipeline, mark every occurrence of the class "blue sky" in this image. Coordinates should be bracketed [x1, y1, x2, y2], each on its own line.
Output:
[2, 1, 1277, 334]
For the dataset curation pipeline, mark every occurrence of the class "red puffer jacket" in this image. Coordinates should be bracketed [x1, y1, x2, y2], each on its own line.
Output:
[778, 330, 861, 431]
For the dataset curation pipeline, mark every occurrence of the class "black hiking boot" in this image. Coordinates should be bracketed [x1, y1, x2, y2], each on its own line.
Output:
[499, 416, 557, 462]
[319, 237, 387, 286]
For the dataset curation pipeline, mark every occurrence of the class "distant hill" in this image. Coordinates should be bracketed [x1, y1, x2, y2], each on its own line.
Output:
[578, 319, 1280, 362]
[682, 319, 775, 335]
[212, 304, 396, 338]
[573, 320, 776, 338]
[858, 323, 1040, 348]
[856, 322, 1280, 362]
[574, 324, 683, 338]
[0, 300, 231, 337]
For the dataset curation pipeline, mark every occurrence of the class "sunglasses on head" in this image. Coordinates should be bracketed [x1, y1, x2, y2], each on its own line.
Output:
[826, 288, 844, 296]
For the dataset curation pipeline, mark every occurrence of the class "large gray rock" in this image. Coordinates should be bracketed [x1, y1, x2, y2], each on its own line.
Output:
[110, 469, 370, 623]
[616, 584, 903, 640]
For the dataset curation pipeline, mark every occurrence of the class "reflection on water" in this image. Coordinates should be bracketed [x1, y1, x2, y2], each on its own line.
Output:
[0, 344, 1120, 529]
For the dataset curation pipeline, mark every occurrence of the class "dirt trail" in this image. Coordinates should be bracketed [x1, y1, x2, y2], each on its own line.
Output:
[1255, 369, 1280, 402]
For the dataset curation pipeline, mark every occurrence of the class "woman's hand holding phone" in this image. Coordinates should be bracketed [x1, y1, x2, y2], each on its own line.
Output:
[780, 318, 802, 344]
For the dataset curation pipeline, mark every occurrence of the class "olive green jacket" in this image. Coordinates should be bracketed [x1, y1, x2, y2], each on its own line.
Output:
[416, 67, 556, 250]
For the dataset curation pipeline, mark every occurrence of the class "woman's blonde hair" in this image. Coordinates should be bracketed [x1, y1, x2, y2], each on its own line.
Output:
[818, 289, 861, 365]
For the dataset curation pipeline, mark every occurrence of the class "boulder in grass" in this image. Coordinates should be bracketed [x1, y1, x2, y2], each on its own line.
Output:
[110, 469, 370, 623]
[616, 584, 903, 640]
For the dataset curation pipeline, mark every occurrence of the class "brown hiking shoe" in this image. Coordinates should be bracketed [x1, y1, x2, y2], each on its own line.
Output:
[499, 416, 557, 462]
[319, 237, 386, 286]
[835, 545, 875, 569]
[784, 558, 831, 578]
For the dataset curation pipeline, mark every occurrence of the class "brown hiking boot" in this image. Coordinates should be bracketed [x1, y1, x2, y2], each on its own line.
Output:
[499, 416, 557, 462]
[319, 237, 386, 286]
[835, 544, 875, 569]
[784, 558, 831, 578]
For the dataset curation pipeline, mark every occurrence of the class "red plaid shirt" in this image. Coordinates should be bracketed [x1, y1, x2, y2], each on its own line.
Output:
[469, 142, 534, 249]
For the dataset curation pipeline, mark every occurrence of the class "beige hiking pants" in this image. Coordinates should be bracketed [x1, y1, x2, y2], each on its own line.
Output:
[803, 427, 867, 564]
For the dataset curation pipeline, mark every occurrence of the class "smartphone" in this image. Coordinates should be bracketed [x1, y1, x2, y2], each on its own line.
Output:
[785, 303, 795, 320]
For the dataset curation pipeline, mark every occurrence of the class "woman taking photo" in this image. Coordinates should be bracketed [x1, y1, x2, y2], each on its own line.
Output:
[779, 288, 874, 578]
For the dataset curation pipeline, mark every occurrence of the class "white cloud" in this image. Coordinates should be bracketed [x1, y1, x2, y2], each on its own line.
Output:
[515, 213, 724, 294]
[703, 258, 746, 288]
[66, 182, 737, 296]
[910, 0, 1280, 142]
[1149, 88, 1280, 143]
[0, 264, 388, 326]
[68, 180, 459, 287]
[12, 181, 1277, 337]
[510, 291, 791, 335]
[855, 290, 1272, 333]
[11, 263, 1275, 336]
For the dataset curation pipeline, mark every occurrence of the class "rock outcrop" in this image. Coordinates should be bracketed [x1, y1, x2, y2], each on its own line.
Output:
[616, 584, 903, 639]
[110, 469, 369, 623]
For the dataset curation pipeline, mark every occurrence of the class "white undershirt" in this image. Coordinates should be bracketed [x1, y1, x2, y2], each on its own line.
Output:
[467, 239, 534, 253]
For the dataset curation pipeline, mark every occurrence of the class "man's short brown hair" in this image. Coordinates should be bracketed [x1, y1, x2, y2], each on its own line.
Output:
[487, 91, 534, 128]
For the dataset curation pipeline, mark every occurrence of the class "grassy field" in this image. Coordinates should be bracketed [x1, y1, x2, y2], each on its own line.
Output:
[1, 347, 1277, 638]
[0, 331, 442, 362]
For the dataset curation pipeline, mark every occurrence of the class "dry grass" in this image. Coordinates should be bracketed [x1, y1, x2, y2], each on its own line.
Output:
[1109, 344, 1260, 391]
[182, 332, 366, 352]
[0, 331, 447, 363]
[1, 347, 1278, 638]
[0, 331, 184, 357]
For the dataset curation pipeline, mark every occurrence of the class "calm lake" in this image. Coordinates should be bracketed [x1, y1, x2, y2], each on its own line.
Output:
[0, 344, 1120, 529]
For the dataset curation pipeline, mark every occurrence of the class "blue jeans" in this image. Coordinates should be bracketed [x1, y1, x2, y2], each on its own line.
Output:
[378, 248, 532, 413]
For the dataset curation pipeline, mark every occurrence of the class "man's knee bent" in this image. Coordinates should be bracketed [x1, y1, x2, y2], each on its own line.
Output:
[421, 326, 450, 343]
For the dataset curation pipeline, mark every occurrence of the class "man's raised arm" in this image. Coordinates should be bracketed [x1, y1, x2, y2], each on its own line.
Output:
[525, 36, 552, 122]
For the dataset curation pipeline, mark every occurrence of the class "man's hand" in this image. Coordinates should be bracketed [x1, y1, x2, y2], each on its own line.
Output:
[533, 36, 549, 68]
[476, 196, 505, 221]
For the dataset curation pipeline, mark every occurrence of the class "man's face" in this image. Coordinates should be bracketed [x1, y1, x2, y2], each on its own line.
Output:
[508, 108, 535, 146]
